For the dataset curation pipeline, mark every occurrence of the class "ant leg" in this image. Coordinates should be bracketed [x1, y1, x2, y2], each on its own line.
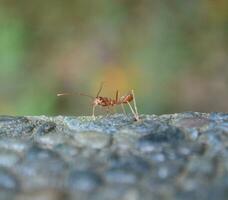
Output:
[126, 101, 136, 116]
[131, 90, 139, 118]
[127, 101, 139, 121]
[121, 104, 126, 115]
[112, 106, 116, 114]
[116, 90, 126, 115]
[110, 106, 116, 114]
[92, 105, 96, 119]
[106, 106, 110, 115]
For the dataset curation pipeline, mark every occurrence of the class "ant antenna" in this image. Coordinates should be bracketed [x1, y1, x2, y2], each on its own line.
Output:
[96, 81, 105, 97]
[57, 92, 94, 99]
[79, 93, 94, 99]
[115, 90, 119, 102]
[57, 93, 74, 97]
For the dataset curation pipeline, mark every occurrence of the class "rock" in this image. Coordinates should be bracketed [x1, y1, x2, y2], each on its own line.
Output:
[0, 138, 29, 152]
[138, 125, 184, 143]
[67, 170, 102, 192]
[0, 116, 34, 137]
[0, 113, 227, 200]
[0, 150, 21, 168]
[16, 145, 67, 190]
[73, 131, 111, 149]
[105, 168, 137, 184]
[0, 167, 20, 191]
[15, 189, 68, 200]
[35, 122, 56, 136]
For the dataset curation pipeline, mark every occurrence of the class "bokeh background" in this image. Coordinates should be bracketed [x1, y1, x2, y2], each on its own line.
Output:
[0, 0, 227, 116]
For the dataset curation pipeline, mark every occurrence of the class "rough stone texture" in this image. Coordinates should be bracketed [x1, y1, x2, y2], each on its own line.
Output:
[0, 112, 227, 200]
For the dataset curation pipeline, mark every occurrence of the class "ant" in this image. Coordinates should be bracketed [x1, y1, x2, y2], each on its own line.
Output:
[57, 82, 139, 120]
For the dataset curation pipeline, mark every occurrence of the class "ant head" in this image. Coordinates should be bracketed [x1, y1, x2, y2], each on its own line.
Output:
[128, 93, 134, 100]
[120, 92, 133, 103]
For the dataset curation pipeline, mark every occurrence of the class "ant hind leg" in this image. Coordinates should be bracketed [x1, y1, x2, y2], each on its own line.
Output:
[121, 104, 127, 115]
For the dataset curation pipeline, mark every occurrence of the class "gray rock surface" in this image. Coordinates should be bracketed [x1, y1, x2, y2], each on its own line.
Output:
[0, 112, 227, 200]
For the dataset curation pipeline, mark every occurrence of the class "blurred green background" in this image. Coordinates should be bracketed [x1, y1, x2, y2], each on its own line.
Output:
[0, 0, 227, 116]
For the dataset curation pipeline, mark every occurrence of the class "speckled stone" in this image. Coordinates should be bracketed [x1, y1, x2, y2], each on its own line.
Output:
[0, 150, 21, 168]
[0, 167, 20, 191]
[73, 131, 111, 149]
[67, 170, 102, 192]
[0, 112, 227, 200]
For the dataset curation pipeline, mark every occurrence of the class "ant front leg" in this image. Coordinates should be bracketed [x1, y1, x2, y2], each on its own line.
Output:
[110, 106, 115, 114]
[92, 105, 96, 119]
[117, 91, 126, 115]
[126, 90, 139, 121]
[105, 106, 111, 116]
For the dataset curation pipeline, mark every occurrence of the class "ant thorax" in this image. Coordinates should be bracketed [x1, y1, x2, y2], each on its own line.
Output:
[93, 97, 115, 106]
[93, 97, 103, 106]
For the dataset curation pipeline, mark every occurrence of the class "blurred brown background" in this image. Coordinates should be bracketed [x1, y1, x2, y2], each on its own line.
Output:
[0, 0, 227, 116]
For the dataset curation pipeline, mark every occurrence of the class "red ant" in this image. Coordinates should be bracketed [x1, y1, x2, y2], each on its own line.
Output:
[57, 82, 139, 120]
